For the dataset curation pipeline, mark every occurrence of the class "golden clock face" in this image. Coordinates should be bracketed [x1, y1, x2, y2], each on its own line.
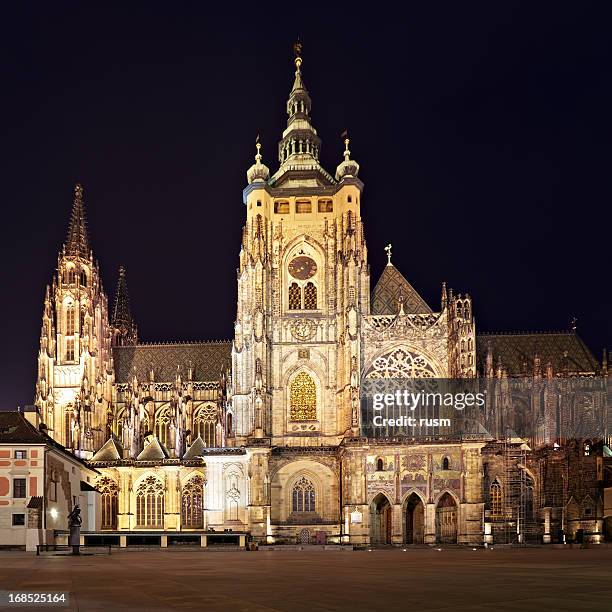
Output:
[288, 256, 317, 280]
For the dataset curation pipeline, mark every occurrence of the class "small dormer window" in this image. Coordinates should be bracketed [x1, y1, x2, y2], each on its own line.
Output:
[347, 195, 352, 203]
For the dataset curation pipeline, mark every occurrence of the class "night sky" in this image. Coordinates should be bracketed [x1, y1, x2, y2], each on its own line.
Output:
[1, 3, 611, 410]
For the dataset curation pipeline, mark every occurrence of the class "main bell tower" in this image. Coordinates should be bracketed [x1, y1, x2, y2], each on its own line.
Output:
[232, 44, 369, 446]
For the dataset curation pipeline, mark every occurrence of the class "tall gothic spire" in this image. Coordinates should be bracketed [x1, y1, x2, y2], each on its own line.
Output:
[279, 41, 320, 163]
[267, 41, 336, 187]
[112, 266, 137, 346]
[65, 183, 91, 258]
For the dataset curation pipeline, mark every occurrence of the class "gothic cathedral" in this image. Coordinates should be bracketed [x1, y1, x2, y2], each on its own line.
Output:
[33, 48, 608, 546]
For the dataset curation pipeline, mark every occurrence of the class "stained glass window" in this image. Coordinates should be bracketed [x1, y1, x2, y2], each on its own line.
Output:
[98, 477, 119, 530]
[136, 476, 164, 528]
[181, 475, 204, 529]
[292, 476, 315, 512]
[194, 405, 217, 447]
[155, 408, 172, 447]
[290, 372, 316, 421]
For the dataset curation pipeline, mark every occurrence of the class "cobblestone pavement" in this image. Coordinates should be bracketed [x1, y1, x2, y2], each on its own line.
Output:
[1, 547, 612, 611]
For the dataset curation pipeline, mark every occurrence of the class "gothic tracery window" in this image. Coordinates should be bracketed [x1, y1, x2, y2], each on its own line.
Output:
[490, 480, 502, 517]
[292, 476, 316, 513]
[366, 348, 436, 380]
[303, 282, 317, 310]
[66, 304, 75, 335]
[289, 283, 301, 310]
[193, 404, 217, 447]
[155, 407, 172, 447]
[181, 475, 205, 529]
[98, 477, 119, 530]
[136, 476, 164, 528]
[290, 371, 316, 421]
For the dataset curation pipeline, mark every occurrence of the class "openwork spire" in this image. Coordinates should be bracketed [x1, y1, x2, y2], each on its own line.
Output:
[112, 266, 137, 346]
[65, 183, 91, 258]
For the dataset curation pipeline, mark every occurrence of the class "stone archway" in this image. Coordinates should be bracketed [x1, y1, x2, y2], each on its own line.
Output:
[370, 493, 392, 545]
[404, 493, 425, 544]
[603, 516, 612, 542]
[435, 492, 458, 544]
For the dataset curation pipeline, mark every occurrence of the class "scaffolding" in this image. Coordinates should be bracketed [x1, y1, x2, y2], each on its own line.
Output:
[503, 432, 528, 545]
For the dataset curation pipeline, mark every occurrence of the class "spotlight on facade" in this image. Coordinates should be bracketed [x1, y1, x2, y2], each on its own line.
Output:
[50, 508, 58, 519]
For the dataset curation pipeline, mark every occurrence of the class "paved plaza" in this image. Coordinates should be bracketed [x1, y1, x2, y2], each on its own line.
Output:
[1, 547, 612, 611]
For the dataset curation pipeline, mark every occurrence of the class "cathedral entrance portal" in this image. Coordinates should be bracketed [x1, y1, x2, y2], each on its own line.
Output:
[435, 492, 458, 544]
[404, 493, 425, 544]
[370, 493, 392, 545]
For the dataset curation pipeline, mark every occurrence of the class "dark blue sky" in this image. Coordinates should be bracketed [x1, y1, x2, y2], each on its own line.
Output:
[1, 2, 611, 409]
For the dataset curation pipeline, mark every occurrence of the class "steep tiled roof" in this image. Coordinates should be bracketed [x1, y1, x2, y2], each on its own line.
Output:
[113, 341, 231, 383]
[183, 436, 206, 459]
[137, 437, 169, 461]
[91, 437, 123, 462]
[477, 332, 599, 376]
[0, 411, 45, 443]
[371, 264, 432, 315]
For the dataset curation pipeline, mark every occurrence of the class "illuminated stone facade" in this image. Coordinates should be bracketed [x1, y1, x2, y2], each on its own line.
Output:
[32, 49, 610, 547]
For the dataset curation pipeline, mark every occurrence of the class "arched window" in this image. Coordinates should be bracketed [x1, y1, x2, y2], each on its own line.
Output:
[136, 476, 164, 528]
[442, 457, 450, 470]
[226, 413, 233, 437]
[290, 371, 316, 421]
[79, 270, 87, 287]
[155, 408, 172, 447]
[66, 269, 76, 285]
[66, 305, 75, 335]
[490, 480, 502, 516]
[193, 405, 217, 447]
[97, 477, 119, 530]
[292, 476, 316, 513]
[303, 282, 317, 309]
[376, 458, 384, 471]
[64, 410, 72, 447]
[289, 282, 301, 310]
[181, 475, 204, 529]
[65, 338, 75, 361]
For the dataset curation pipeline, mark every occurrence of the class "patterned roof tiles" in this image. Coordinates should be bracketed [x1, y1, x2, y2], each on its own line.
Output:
[371, 264, 432, 315]
[112, 341, 231, 383]
[477, 332, 599, 376]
